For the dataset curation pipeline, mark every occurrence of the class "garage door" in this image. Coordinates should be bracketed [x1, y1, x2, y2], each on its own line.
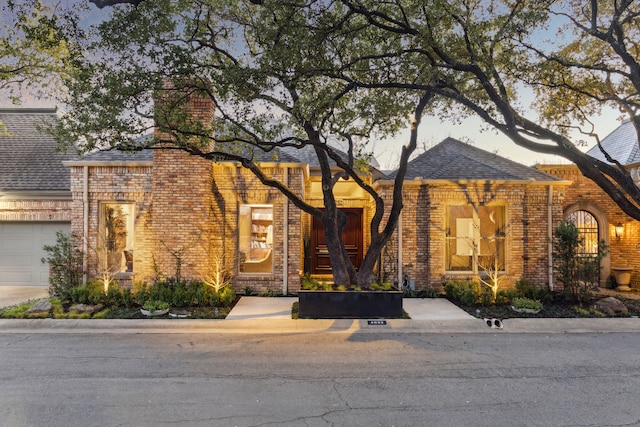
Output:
[0, 222, 71, 286]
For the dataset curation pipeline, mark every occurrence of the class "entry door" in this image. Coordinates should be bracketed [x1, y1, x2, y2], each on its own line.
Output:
[311, 208, 363, 274]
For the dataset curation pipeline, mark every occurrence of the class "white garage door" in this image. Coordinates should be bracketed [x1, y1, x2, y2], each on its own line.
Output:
[0, 222, 71, 286]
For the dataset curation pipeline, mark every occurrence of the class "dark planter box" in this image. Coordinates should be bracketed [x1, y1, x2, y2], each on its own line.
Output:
[298, 290, 403, 319]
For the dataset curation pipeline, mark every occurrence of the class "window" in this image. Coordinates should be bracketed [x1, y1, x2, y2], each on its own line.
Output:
[445, 205, 506, 274]
[566, 210, 601, 285]
[567, 210, 599, 256]
[99, 203, 134, 273]
[239, 204, 273, 274]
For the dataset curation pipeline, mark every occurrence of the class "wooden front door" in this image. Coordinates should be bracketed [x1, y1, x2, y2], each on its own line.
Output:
[311, 208, 363, 275]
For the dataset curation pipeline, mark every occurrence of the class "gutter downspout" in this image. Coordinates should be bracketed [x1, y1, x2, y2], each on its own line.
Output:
[548, 184, 554, 291]
[397, 210, 403, 287]
[282, 167, 289, 295]
[83, 165, 89, 285]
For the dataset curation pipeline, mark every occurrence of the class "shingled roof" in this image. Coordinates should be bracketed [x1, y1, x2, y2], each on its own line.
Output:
[586, 120, 639, 165]
[0, 108, 77, 192]
[391, 137, 562, 182]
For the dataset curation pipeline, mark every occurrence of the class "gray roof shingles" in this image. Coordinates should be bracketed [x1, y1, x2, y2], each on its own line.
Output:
[390, 137, 562, 182]
[0, 108, 78, 192]
[586, 120, 639, 165]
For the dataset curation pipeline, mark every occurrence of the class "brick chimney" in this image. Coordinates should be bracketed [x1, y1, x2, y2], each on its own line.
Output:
[151, 82, 216, 280]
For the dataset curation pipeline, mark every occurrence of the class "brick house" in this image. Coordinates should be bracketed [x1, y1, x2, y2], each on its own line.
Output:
[380, 138, 570, 290]
[538, 119, 640, 289]
[63, 130, 577, 292]
[0, 108, 76, 286]
[6, 104, 637, 293]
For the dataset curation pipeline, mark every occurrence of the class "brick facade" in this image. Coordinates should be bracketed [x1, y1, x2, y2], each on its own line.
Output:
[377, 180, 567, 291]
[67, 164, 153, 287]
[0, 198, 71, 222]
[538, 165, 634, 286]
[67, 158, 305, 293]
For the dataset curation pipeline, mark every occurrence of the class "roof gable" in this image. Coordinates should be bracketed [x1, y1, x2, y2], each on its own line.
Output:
[394, 137, 561, 182]
[0, 108, 77, 192]
[586, 120, 639, 165]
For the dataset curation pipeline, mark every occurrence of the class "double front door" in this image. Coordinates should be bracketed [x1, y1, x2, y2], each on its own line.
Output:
[310, 208, 363, 275]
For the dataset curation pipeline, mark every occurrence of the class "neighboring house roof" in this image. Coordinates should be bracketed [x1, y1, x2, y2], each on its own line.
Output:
[74, 148, 154, 163]
[391, 137, 562, 182]
[0, 108, 77, 192]
[586, 120, 639, 165]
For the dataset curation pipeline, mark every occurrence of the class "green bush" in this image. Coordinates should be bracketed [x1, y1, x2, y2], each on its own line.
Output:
[133, 280, 235, 309]
[301, 273, 320, 290]
[444, 280, 482, 305]
[143, 300, 169, 311]
[41, 232, 84, 303]
[218, 286, 236, 307]
[512, 297, 543, 311]
[515, 279, 553, 303]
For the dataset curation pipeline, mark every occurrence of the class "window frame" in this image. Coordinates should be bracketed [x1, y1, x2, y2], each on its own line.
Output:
[238, 203, 274, 275]
[445, 204, 507, 275]
[99, 201, 135, 273]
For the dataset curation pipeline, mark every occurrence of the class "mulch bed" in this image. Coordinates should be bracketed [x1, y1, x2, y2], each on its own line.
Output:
[449, 294, 640, 319]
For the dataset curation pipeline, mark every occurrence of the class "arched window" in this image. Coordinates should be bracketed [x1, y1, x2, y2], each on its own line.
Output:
[567, 210, 599, 256]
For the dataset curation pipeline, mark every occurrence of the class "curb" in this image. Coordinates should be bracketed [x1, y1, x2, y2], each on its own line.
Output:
[1, 317, 640, 334]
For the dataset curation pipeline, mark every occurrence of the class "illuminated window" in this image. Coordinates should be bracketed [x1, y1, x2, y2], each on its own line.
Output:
[567, 210, 599, 256]
[100, 203, 135, 273]
[239, 204, 273, 274]
[445, 205, 506, 273]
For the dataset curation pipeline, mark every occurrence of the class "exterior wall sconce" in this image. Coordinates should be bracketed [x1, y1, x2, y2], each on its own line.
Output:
[615, 222, 624, 241]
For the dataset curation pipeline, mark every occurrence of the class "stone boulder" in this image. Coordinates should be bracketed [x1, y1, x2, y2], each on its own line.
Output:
[593, 297, 628, 315]
[69, 304, 101, 314]
[26, 300, 52, 314]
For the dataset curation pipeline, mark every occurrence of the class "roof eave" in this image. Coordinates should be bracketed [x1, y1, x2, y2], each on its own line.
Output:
[0, 190, 72, 200]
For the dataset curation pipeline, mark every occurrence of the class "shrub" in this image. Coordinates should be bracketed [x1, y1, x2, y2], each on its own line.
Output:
[495, 289, 521, 306]
[217, 286, 236, 307]
[444, 280, 482, 305]
[143, 300, 169, 311]
[301, 273, 320, 290]
[41, 232, 84, 303]
[553, 220, 607, 302]
[512, 297, 543, 311]
[515, 279, 553, 303]
[417, 288, 441, 298]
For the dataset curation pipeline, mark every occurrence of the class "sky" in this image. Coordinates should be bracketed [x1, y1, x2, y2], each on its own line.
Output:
[0, 0, 626, 170]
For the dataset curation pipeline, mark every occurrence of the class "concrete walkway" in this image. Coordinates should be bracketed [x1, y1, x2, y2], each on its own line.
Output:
[225, 296, 475, 320]
[0, 286, 49, 308]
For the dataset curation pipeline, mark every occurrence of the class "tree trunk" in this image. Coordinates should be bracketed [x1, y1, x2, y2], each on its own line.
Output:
[357, 237, 386, 288]
[321, 206, 357, 286]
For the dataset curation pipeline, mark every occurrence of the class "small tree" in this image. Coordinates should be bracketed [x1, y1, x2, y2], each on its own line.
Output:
[204, 249, 231, 293]
[102, 205, 127, 273]
[553, 219, 606, 302]
[41, 231, 84, 302]
[476, 223, 509, 304]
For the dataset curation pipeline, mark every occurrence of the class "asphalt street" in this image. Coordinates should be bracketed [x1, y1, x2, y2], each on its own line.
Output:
[1, 329, 640, 426]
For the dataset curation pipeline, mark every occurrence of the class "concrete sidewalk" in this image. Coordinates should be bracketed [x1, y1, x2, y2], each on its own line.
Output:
[2, 289, 640, 334]
[0, 286, 49, 308]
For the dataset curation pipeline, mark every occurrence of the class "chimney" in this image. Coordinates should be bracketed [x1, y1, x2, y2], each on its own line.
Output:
[151, 79, 216, 280]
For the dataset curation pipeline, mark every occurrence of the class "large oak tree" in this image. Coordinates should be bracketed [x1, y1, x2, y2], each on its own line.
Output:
[342, 0, 640, 219]
[49, 0, 437, 287]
